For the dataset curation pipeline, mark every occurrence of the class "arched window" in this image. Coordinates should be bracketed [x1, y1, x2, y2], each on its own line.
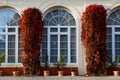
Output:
[107, 8, 120, 63]
[42, 9, 76, 63]
[0, 8, 21, 64]
[107, 9, 120, 25]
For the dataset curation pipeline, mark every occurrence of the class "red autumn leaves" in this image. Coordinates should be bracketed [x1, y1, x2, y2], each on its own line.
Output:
[20, 8, 43, 75]
[81, 4, 107, 76]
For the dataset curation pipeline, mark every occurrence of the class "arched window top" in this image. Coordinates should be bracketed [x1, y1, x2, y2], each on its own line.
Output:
[107, 9, 120, 25]
[43, 9, 76, 26]
[0, 8, 20, 26]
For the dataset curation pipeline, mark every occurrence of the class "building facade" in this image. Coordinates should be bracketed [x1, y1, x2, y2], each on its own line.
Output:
[0, 0, 120, 75]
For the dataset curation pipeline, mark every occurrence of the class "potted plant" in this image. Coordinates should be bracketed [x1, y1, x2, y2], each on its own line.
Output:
[108, 57, 120, 76]
[13, 67, 19, 76]
[71, 67, 77, 76]
[54, 55, 66, 76]
[43, 53, 49, 76]
[0, 53, 5, 76]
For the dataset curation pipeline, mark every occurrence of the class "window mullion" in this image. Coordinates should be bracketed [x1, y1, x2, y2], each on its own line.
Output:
[16, 27, 18, 63]
[112, 27, 115, 62]
[58, 27, 60, 61]
[6, 27, 8, 63]
[48, 27, 50, 63]
[68, 28, 70, 63]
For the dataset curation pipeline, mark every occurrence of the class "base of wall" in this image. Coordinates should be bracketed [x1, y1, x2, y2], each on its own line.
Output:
[0, 67, 78, 76]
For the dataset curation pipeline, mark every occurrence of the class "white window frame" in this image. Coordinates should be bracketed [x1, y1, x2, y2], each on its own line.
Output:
[45, 25, 76, 64]
[0, 8, 22, 67]
[42, 9, 77, 65]
[107, 25, 120, 62]
[0, 26, 22, 66]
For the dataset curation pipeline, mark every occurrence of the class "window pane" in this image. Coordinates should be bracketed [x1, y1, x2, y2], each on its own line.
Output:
[0, 9, 20, 26]
[50, 49, 57, 55]
[42, 56, 46, 63]
[0, 35, 5, 41]
[8, 49, 15, 55]
[43, 28, 47, 34]
[115, 35, 120, 41]
[107, 28, 112, 34]
[115, 35, 120, 63]
[50, 56, 57, 63]
[8, 56, 15, 63]
[60, 28, 67, 32]
[42, 42, 47, 48]
[0, 28, 5, 32]
[8, 35, 15, 41]
[42, 35, 47, 41]
[42, 49, 47, 56]
[70, 28, 76, 63]
[51, 35, 58, 41]
[71, 42, 76, 48]
[71, 56, 76, 63]
[106, 42, 112, 48]
[71, 28, 76, 34]
[8, 28, 15, 32]
[0, 35, 5, 49]
[71, 49, 76, 55]
[106, 28, 112, 63]
[107, 9, 120, 25]
[71, 35, 76, 41]
[0, 49, 5, 55]
[42, 28, 48, 63]
[0, 35, 5, 62]
[63, 56, 68, 62]
[0, 42, 5, 48]
[43, 9, 76, 26]
[69, 19, 76, 25]
[50, 28, 58, 32]
[51, 42, 57, 48]
[50, 49, 57, 63]
[60, 35, 67, 41]
[8, 35, 15, 63]
[60, 42, 67, 48]
[107, 35, 112, 41]
[60, 49, 67, 55]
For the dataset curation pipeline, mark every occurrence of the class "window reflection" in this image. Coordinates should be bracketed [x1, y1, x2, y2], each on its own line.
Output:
[0, 28, 5, 32]
[44, 9, 76, 26]
[0, 35, 5, 41]
[42, 9, 76, 63]
[0, 8, 21, 63]
[0, 9, 20, 26]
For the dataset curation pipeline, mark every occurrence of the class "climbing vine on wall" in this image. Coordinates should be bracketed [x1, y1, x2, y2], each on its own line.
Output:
[81, 4, 107, 76]
[20, 7, 43, 75]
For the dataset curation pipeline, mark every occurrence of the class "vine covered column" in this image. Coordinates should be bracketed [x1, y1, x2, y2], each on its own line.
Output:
[81, 4, 107, 76]
[20, 8, 43, 75]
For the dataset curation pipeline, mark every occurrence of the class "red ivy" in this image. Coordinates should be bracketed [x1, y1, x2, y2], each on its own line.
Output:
[20, 7, 43, 75]
[81, 4, 107, 76]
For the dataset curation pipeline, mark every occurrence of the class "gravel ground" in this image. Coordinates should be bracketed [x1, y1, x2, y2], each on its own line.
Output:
[0, 76, 120, 80]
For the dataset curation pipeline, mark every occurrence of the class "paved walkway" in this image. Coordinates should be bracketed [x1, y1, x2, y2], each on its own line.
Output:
[0, 76, 120, 80]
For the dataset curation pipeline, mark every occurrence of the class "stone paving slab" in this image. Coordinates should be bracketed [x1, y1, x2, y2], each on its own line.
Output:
[0, 76, 120, 80]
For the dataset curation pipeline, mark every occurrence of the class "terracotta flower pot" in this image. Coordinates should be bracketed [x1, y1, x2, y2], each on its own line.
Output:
[13, 71, 19, 76]
[71, 71, 76, 76]
[58, 71, 63, 76]
[113, 71, 119, 76]
[44, 70, 49, 76]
